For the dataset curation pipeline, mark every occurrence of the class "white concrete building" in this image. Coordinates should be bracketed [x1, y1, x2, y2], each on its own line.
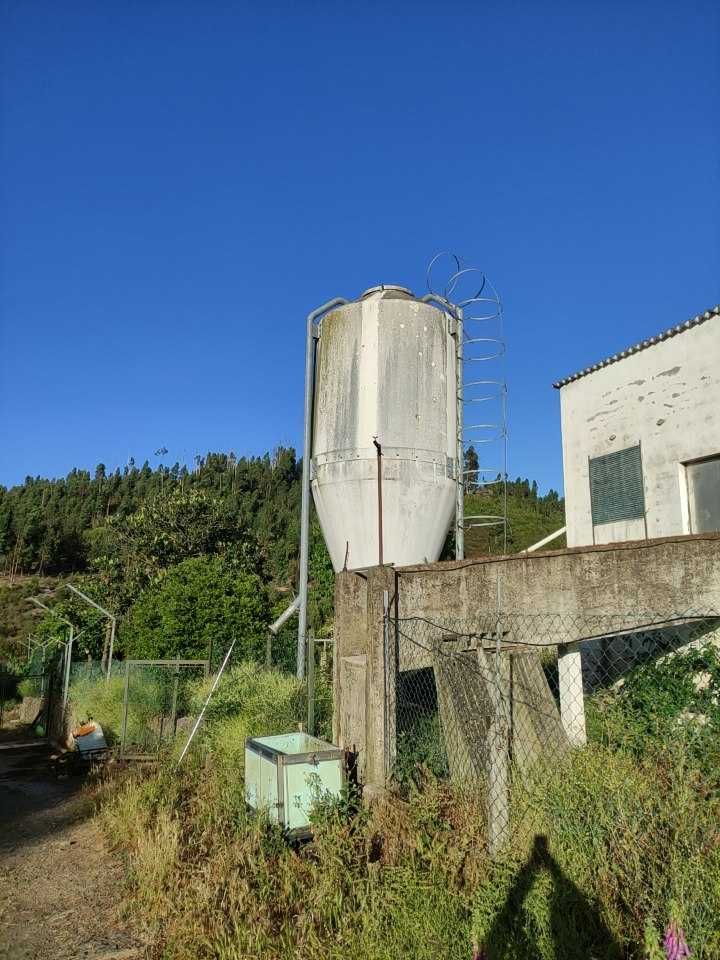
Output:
[555, 305, 720, 548]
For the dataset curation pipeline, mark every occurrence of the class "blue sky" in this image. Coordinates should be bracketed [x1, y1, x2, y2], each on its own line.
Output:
[1, 1, 718, 493]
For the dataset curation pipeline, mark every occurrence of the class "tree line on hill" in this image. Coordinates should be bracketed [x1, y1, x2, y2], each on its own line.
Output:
[0, 447, 563, 579]
[0, 447, 564, 667]
[0, 449, 302, 582]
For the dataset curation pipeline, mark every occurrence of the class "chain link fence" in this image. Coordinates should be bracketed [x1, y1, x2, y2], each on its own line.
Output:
[306, 636, 334, 741]
[67, 658, 209, 756]
[387, 608, 720, 852]
[117, 659, 210, 758]
[0, 663, 60, 734]
[65, 645, 332, 760]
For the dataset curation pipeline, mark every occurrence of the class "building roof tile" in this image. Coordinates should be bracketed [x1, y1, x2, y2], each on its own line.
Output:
[553, 305, 720, 389]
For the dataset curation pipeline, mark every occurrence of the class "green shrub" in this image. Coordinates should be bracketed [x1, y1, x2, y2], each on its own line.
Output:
[587, 643, 720, 779]
[121, 556, 270, 665]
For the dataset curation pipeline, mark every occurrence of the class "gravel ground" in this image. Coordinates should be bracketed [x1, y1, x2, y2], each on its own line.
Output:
[0, 740, 145, 960]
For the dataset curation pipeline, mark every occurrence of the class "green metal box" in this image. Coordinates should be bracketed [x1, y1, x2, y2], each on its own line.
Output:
[244, 732, 345, 837]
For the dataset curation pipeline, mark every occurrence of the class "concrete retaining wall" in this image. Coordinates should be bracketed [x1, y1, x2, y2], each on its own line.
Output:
[334, 533, 720, 790]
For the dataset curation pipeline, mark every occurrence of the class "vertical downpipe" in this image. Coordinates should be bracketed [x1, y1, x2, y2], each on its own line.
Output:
[455, 306, 465, 560]
[297, 297, 348, 680]
[297, 317, 317, 679]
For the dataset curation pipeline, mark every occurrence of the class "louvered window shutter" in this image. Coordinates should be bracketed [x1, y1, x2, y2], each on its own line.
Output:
[589, 445, 645, 525]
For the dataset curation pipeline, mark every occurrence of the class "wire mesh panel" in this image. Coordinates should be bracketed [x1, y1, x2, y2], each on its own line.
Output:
[120, 659, 209, 758]
[389, 609, 720, 854]
[0, 671, 18, 730]
[0, 658, 62, 733]
[307, 637, 334, 742]
[69, 659, 126, 686]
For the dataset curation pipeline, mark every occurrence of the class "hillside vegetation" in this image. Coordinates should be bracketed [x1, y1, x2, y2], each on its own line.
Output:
[0, 449, 564, 663]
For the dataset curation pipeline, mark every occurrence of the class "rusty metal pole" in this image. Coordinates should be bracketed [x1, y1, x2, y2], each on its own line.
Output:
[373, 437, 383, 566]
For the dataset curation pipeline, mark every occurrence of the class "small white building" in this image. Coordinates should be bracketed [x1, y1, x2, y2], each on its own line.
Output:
[555, 305, 720, 548]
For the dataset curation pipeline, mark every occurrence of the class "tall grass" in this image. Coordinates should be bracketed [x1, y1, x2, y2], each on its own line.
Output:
[102, 761, 485, 959]
[98, 654, 720, 960]
[472, 744, 720, 959]
[102, 741, 720, 959]
[187, 661, 306, 765]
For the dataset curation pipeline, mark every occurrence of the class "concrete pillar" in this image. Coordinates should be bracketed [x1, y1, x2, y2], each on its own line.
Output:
[558, 643, 587, 746]
[333, 571, 369, 746]
[509, 652, 569, 771]
[333, 566, 396, 796]
[337, 655, 367, 776]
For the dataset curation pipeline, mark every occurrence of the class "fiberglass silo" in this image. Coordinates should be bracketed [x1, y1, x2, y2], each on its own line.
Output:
[310, 285, 457, 572]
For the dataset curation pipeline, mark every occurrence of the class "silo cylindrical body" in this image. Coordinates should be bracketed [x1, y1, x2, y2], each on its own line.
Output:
[311, 285, 457, 572]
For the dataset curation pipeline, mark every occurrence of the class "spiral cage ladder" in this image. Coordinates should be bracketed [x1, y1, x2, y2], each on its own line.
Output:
[426, 253, 508, 560]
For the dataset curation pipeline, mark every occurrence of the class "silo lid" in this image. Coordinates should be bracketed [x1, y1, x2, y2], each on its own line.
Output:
[358, 284, 415, 301]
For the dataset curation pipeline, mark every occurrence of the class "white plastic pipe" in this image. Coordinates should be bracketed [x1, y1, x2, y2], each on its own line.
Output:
[524, 526, 567, 553]
[177, 638, 236, 766]
[270, 596, 300, 635]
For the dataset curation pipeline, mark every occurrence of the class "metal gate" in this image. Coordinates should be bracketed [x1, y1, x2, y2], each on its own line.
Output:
[119, 658, 209, 758]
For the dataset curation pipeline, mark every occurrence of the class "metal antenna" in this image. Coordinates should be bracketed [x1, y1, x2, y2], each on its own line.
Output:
[426, 254, 508, 558]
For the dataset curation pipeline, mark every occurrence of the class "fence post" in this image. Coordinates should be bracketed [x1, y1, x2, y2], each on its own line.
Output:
[62, 625, 74, 713]
[307, 631, 315, 736]
[382, 590, 397, 779]
[120, 660, 130, 757]
[558, 643, 587, 746]
[45, 666, 55, 738]
[486, 618, 510, 857]
[207, 635, 214, 675]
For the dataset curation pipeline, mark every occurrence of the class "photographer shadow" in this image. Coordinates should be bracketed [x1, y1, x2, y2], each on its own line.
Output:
[480, 834, 623, 960]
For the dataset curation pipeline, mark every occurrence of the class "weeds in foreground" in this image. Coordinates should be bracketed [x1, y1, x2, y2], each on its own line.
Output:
[472, 745, 720, 959]
[100, 743, 720, 959]
[97, 653, 720, 959]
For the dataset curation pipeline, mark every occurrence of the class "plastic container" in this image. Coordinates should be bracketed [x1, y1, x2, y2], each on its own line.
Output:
[244, 732, 345, 838]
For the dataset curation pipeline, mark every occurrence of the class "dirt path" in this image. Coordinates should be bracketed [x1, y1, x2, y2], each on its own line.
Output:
[0, 739, 145, 960]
